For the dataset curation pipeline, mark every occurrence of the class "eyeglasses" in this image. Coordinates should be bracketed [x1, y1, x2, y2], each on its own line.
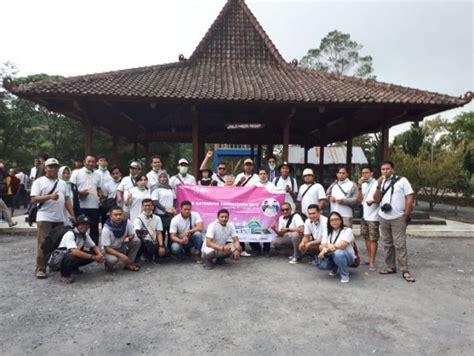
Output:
[218, 167, 226, 170]
[281, 208, 290, 212]
[329, 218, 341, 222]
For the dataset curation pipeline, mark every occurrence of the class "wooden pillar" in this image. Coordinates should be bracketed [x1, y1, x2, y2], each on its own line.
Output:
[144, 142, 149, 166]
[346, 120, 353, 178]
[191, 105, 201, 178]
[282, 108, 296, 162]
[382, 124, 390, 161]
[257, 144, 262, 168]
[304, 144, 310, 165]
[83, 117, 93, 155]
[318, 145, 325, 184]
[112, 134, 119, 165]
[133, 141, 138, 160]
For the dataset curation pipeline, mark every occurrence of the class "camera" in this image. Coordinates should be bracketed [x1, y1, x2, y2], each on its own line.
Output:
[135, 229, 148, 238]
[380, 203, 392, 213]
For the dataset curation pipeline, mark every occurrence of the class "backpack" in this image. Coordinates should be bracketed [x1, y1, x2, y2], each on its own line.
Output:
[285, 213, 306, 228]
[42, 225, 73, 261]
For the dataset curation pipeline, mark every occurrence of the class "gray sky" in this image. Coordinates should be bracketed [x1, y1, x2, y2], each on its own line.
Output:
[1, 0, 472, 136]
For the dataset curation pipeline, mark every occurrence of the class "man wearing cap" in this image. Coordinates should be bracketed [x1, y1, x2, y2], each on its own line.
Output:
[57, 214, 105, 283]
[235, 159, 259, 187]
[169, 158, 196, 192]
[116, 161, 142, 211]
[70, 154, 102, 244]
[326, 166, 358, 227]
[31, 158, 76, 279]
[297, 168, 327, 216]
[273, 162, 298, 211]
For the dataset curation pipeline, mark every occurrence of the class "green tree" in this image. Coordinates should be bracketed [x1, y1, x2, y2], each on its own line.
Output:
[391, 122, 425, 156]
[300, 30, 376, 79]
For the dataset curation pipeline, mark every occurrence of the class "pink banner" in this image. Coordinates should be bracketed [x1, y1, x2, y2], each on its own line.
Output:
[176, 186, 285, 242]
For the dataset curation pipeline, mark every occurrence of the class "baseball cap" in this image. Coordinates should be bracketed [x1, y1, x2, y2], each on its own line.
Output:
[129, 161, 141, 169]
[244, 159, 254, 165]
[76, 214, 90, 225]
[303, 168, 314, 176]
[45, 158, 60, 166]
[278, 161, 292, 172]
[178, 158, 189, 165]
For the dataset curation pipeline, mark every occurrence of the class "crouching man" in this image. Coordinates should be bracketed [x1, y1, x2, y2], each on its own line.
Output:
[102, 206, 141, 272]
[202, 209, 242, 270]
[299, 204, 328, 262]
[58, 214, 104, 283]
[134, 198, 166, 262]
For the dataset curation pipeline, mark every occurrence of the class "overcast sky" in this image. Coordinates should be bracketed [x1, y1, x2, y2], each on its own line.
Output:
[1, 0, 472, 136]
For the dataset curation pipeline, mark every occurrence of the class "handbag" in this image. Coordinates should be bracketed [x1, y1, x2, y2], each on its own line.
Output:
[47, 248, 67, 271]
[26, 180, 58, 226]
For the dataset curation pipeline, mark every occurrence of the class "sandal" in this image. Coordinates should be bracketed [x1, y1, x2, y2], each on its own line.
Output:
[402, 271, 416, 283]
[379, 268, 397, 275]
[60, 276, 74, 284]
[369, 265, 377, 272]
[124, 263, 140, 272]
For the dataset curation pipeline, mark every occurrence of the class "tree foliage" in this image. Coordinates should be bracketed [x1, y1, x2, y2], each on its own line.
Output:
[300, 30, 375, 79]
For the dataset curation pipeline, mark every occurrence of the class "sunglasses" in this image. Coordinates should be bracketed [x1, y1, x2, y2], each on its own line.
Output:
[218, 167, 226, 170]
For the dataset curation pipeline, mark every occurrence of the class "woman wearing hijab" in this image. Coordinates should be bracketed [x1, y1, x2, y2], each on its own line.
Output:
[59, 166, 81, 226]
[151, 172, 176, 248]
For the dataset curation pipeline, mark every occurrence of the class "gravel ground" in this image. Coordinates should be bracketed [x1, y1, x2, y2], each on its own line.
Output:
[0, 235, 472, 355]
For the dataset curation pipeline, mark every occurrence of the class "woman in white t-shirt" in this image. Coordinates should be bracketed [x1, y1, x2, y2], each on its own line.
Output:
[125, 174, 151, 223]
[318, 211, 356, 283]
[151, 172, 176, 247]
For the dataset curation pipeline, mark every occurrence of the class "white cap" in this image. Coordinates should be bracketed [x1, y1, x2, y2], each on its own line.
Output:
[45, 158, 60, 166]
[303, 168, 314, 176]
[178, 158, 189, 165]
[129, 161, 141, 169]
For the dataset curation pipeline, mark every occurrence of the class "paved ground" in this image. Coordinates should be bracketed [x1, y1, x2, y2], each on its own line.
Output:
[0, 234, 472, 355]
[415, 201, 474, 224]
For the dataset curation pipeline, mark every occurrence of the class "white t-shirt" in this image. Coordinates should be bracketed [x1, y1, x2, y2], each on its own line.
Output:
[255, 181, 276, 192]
[234, 173, 260, 187]
[16, 172, 28, 186]
[378, 176, 414, 220]
[146, 169, 167, 189]
[70, 168, 101, 209]
[102, 180, 120, 200]
[29, 167, 37, 181]
[117, 176, 137, 195]
[297, 183, 327, 215]
[58, 230, 96, 250]
[151, 187, 175, 215]
[170, 212, 203, 237]
[133, 214, 163, 243]
[322, 227, 355, 257]
[96, 168, 112, 186]
[205, 220, 237, 247]
[101, 221, 135, 249]
[303, 215, 328, 241]
[273, 176, 298, 210]
[30, 176, 70, 223]
[361, 179, 379, 222]
[211, 173, 226, 187]
[278, 213, 304, 231]
[329, 180, 356, 218]
[169, 174, 196, 191]
[126, 187, 151, 223]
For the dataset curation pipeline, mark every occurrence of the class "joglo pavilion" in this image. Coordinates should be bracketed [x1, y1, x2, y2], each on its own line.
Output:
[3, 0, 472, 178]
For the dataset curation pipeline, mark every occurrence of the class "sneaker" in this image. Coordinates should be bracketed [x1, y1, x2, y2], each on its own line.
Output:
[195, 255, 203, 264]
[341, 276, 350, 283]
[240, 251, 251, 257]
[289, 257, 302, 264]
[60, 276, 74, 284]
[8, 221, 18, 228]
[35, 271, 47, 279]
[288, 256, 294, 260]
[263, 250, 271, 257]
[203, 260, 214, 270]
[329, 271, 339, 276]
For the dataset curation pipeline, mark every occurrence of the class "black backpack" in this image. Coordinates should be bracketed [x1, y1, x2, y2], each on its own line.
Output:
[42, 225, 73, 261]
[285, 213, 307, 228]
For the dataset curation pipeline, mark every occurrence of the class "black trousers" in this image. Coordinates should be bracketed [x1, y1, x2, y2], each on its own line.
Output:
[250, 242, 271, 254]
[60, 253, 93, 277]
[80, 208, 99, 244]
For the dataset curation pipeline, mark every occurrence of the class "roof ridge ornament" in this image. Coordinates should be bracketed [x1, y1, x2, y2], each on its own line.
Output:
[179, 54, 187, 62]
[461, 91, 473, 104]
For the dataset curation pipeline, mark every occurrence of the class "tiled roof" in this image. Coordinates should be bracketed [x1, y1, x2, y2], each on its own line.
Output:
[5, 0, 471, 107]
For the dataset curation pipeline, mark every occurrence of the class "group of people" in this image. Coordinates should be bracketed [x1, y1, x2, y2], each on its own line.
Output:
[28, 150, 416, 284]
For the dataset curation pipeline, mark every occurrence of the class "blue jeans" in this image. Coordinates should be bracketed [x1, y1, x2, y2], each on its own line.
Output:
[317, 249, 355, 278]
[171, 232, 203, 256]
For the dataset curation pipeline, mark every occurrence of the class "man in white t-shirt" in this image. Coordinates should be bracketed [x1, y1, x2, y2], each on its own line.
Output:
[146, 155, 167, 189]
[57, 214, 104, 283]
[30, 158, 76, 279]
[116, 161, 142, 210]
[70, 154, 102, 244]
[133, 199, 166, 262]
[169, 200, 203, 262]
[373, 161, 415, 282]
[357, 165, 380, 271]
[297, 168, 326, 216]
[326, 166, 358, 227]
[102, 206, 141, 272]
[202, 209, 242, 269]
[272, 162, 298, 211]
[169, 158, 196, 193]
[96, 155, 112, 186]
[271, 202, 305, 264]
[299, 204, 328, 261]
[255, 167, 276, 192]
[235, 159, 259, 187]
